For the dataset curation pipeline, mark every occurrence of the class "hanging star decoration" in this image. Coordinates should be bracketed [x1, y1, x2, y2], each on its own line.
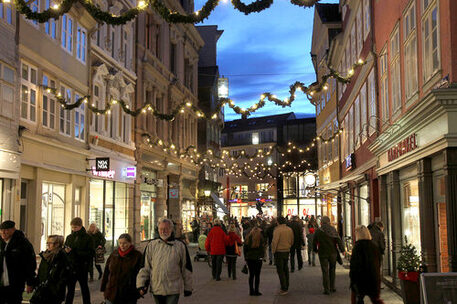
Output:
[4, 0, 321, 25]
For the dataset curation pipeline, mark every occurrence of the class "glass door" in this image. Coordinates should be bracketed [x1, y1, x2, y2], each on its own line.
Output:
[41, 183, 65, 251]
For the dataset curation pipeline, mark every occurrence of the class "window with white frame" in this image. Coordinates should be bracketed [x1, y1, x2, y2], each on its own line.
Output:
[354, 95, 360, 148]
[76, 25, 87, 63]
[1, 3, 13, 24]
[42, 75, 56, 129]
[360, 83, 367, 143]
[356, 7, 363, 56]
[27, 0, 39, 26]
[110, 26, 116, 59]
[0, 63, 15, 118]
[343, 115, 348, 157]
[61, 14, 73, 53]
[92, 84, 104, 133]
[391, 27, 401, 114]
[74, 93, 85, 140]
[45, 0, 56, 39]
[350, 25, 356, 65]
[379, 49, 389, 122]
[404, 2, 418, 99]
[422, 4, 439, 82]
[363, 0, 370, 40]
[122, 109, 131, 144]
[327, 125, 332, 162]
[21, 62, 38, 122]
[59, 86, 71, 136]
[122, 26, 130, 69]
[368, 69, 376, 136]
[348, 105, 353, 153]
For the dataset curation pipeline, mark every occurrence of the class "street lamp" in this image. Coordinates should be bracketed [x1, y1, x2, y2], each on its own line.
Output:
[304, 172, 318, 216]
[204, 190, 211, 197]
[218, 77, 229, 98]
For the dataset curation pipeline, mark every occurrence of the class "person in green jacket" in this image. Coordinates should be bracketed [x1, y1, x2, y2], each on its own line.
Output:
[31, 235, 70, 304]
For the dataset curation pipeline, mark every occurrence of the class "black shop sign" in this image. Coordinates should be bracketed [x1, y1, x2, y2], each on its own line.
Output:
[95, 157, 110, 171]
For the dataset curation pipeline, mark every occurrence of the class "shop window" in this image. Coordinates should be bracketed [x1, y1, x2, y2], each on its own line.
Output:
[233, 185, 248, 199]
[359, 185, 369, 226]
[140, 191, 155, 240]
[74, 186, 81, 218]
[182, 200, 196, 233]
[252, 132, 259, 145]
[41, 183, 65, 251]
[256, 183, 269, 192]
[114, 183, 128, 241]
[402, 179, 421, 250]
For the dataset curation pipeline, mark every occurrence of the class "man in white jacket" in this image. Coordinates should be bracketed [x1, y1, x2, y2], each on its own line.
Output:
[137, 218, 193, 304]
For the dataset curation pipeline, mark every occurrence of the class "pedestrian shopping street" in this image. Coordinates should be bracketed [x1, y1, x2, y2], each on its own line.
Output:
[73, 245, 402, 304]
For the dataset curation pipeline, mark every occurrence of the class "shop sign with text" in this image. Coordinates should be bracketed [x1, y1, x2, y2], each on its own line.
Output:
[91, 167, 115, 179]
[388, 134, 417, 162]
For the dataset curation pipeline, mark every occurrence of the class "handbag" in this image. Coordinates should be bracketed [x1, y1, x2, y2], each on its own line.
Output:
[241, 264, 248, 274]
[234, 242, 241, 256]
[95, 247, 106, 264]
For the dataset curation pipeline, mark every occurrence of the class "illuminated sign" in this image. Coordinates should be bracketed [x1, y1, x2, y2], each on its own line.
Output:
[169, 189, 179, 199]
[388, 134, 418, 162]
[123, 167, 136, 179]
[91, 167, 115, 179]
[95, 157, 110, 171]
[345, 154, 355, 171]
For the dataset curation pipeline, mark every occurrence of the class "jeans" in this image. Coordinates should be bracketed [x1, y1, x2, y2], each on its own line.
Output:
[274, 252, 290, 291]
[290, 246, 303, 270]
[211, 255, 224, 280]
[226, 256, 237, 279]
[319, 254, 337, 292]
[65, 269, 91, 304]
[0, 286, 22, 304]
[246, 259, 262, 293]
[308, 249, 316, 265]
[153, 294, 180, 304]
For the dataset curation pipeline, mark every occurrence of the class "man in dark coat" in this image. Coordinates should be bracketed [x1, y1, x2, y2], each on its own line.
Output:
[0, 220, 36, 304]
[64, 217, 94, 304]
[288, 216, 304, 272]
[313, 216, 345, 295]
[368, 222, 386, 258]
[266, 219, 277, 265]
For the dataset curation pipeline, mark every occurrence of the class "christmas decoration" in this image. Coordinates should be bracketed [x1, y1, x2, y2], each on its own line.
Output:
[5, 0, 321, 25]
[397, 240, 421, 276]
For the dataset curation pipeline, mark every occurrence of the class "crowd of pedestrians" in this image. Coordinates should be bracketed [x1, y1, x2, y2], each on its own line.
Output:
[0, 213, 386, 304]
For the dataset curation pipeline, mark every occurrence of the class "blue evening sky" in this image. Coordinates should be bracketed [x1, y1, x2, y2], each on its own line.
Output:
[195, 0, 339, 121]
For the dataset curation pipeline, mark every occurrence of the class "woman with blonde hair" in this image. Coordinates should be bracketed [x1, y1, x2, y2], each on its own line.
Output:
[243, 226, 265, 296]
[350, 225, 384, 304]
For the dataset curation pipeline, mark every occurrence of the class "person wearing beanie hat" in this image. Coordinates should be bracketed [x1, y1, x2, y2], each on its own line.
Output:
[0, 220, 37, 304]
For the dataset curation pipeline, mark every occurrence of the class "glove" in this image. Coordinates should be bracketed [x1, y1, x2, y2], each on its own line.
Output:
[184, 290, 192, 297]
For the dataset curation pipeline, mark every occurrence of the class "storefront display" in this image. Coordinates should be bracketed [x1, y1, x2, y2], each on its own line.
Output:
[402, 179, 420, 250]
[41, 182, 65, 251]
[359, 185, 370, 226]
[283, 199, 317, 218]
[182, 199, 196, 233]
[89, 179, 129, 250]
[344, 192, 352, 237]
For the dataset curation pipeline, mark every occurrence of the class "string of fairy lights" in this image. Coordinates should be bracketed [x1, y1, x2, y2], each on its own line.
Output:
[3, 0, 321, 25]
[39, 59, 364, 122]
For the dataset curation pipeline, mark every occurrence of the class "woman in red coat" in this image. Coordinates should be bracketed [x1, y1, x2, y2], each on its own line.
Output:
[205, 219, 228, 281]
[226, 223, 242, 280]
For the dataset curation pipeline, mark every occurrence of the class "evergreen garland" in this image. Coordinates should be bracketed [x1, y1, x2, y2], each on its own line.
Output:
[8, 0, 320, 25]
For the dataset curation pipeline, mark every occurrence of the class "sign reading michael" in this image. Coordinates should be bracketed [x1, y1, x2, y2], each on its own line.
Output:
[388, 134, 418, 162]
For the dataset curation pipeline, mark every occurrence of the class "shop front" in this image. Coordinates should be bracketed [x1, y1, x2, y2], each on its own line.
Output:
[181, 179, 197, 233]
[88, 158, 135, 251]
[140, 169, 158, 241]
[282, 198, 318, 218]
[370, 90, 457, 280]
[230, 199, 277, 218]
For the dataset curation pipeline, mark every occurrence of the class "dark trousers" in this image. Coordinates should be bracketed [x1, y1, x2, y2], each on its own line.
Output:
[274, 252, 290, 291]
[290, 246, 303, 270]
[0, 286, 22, 304]
[65, 269, 91, 304]
[246, 259, 262, 293]
[211, 255, 224, 280]
[226, 256, 237, 279]
[89, 258, 103, 280]
[153, 294, 180, 304]
[308, 249, 316, 265]
[351, 291, 384, 304]
[319, 254, 337, 292]
[268, 243, 273, 263]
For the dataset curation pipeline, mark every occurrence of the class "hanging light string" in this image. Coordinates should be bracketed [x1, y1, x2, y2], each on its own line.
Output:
[4, 0, 321, 25]
[40, 59, 365, 121]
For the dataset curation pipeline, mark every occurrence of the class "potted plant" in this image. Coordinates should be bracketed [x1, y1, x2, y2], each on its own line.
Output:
[397, 239, 421, 304]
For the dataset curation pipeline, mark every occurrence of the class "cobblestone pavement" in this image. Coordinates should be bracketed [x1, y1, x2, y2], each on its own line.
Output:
[73, 245, 402, 304]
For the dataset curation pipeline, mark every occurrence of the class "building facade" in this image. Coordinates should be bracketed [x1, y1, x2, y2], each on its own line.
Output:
[371, 0, 457, 286]
[135, 2, 203, 239]
[196, 25, 224, 223]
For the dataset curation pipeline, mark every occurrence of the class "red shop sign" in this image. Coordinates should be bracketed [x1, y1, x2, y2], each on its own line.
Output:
[388, 134, 417, 162]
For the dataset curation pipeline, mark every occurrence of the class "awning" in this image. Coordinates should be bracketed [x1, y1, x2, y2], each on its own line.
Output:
[211, 192, 229, 214]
